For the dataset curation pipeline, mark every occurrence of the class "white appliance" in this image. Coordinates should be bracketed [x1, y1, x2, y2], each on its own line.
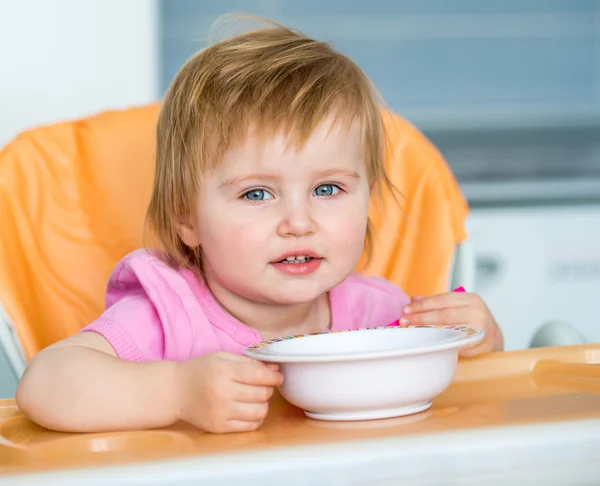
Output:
[467, 203, 600, 351]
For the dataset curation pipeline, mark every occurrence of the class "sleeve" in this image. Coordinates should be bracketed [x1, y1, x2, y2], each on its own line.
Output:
[78, 249, 200, 363]
[81, 290, 165, 362]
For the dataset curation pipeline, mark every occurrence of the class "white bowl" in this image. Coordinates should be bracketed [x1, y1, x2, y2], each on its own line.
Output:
[243, 325, 484, 421]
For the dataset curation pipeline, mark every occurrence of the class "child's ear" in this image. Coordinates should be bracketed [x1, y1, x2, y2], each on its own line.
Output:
[176, 219, 201, 248]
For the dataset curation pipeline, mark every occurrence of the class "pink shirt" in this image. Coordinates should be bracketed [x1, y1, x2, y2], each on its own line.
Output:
[82, 249, 409, 362]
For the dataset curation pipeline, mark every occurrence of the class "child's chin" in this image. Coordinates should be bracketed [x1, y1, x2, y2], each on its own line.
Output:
[266, 286, 328, 305]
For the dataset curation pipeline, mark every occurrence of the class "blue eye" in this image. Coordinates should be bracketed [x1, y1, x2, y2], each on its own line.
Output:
[313, 184, 340, 197]
[244, 189, 273, 201]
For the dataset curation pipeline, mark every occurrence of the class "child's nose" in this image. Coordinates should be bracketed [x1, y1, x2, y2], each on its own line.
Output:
[276, 201, 317, 237]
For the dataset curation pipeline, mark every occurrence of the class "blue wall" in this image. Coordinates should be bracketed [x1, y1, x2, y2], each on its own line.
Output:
[160, 0, 599, 130]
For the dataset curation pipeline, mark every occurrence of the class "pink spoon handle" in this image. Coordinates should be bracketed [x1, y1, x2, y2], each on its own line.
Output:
[386, 286, 466, 327]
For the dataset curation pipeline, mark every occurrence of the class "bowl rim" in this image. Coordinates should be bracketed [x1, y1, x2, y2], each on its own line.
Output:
[242, 325, 485, 363]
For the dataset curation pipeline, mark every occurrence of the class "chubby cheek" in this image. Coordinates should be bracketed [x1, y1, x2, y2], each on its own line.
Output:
[196, 210, 271, 278]
[322, 199, 369, 265]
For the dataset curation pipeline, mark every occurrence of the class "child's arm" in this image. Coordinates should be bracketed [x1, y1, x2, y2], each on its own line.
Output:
[16, 332, 181, 432]
[16, 332, 282, 433]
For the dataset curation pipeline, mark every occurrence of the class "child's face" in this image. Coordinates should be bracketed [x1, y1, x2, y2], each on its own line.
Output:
[180, 115, 370, 305]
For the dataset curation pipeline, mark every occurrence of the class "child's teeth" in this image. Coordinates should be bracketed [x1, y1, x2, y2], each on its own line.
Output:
[282, 255, 311, 264]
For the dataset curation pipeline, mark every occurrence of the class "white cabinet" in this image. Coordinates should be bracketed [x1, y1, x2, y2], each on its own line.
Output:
[467, 205, 600, 351]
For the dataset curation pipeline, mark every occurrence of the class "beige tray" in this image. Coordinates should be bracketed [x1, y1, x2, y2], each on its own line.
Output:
[1, 344, 600, 479]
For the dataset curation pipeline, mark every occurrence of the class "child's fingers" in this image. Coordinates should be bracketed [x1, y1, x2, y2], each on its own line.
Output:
[223, 419, 264, 433]
[230, 401, 270, 422]
[400, 306, 470, 327]
[404, 292, 471, 315]
[233, 361, 284, 387]
[225, 352, 279, 372]
[233, 383, 275, 404]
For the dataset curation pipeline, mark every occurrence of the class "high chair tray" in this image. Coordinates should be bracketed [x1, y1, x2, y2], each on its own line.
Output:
[2, 344, 600, 485]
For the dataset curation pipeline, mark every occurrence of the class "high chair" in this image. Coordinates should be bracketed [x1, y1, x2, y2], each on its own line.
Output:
[0, 104, 471, 391]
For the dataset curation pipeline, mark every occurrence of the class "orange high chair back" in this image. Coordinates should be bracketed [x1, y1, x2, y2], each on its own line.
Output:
[0, 105, 469, 360]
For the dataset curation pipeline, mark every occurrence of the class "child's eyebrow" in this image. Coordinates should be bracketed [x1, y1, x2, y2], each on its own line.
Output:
[318, 169, 361, 180]
[220, 169, 360, 188]
[220, 174, 279, 188]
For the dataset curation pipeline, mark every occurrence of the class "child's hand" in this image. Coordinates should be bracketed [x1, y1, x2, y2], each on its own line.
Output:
[400, 292, 504, 357]
[174, 351, 283, 433]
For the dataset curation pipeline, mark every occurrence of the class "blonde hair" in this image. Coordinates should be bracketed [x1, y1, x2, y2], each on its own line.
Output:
[146, 17, 393, 269]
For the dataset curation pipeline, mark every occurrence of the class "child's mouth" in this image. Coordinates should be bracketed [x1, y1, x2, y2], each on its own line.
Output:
[271, 251, 323, 275]
[279, 255, 315, 264]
